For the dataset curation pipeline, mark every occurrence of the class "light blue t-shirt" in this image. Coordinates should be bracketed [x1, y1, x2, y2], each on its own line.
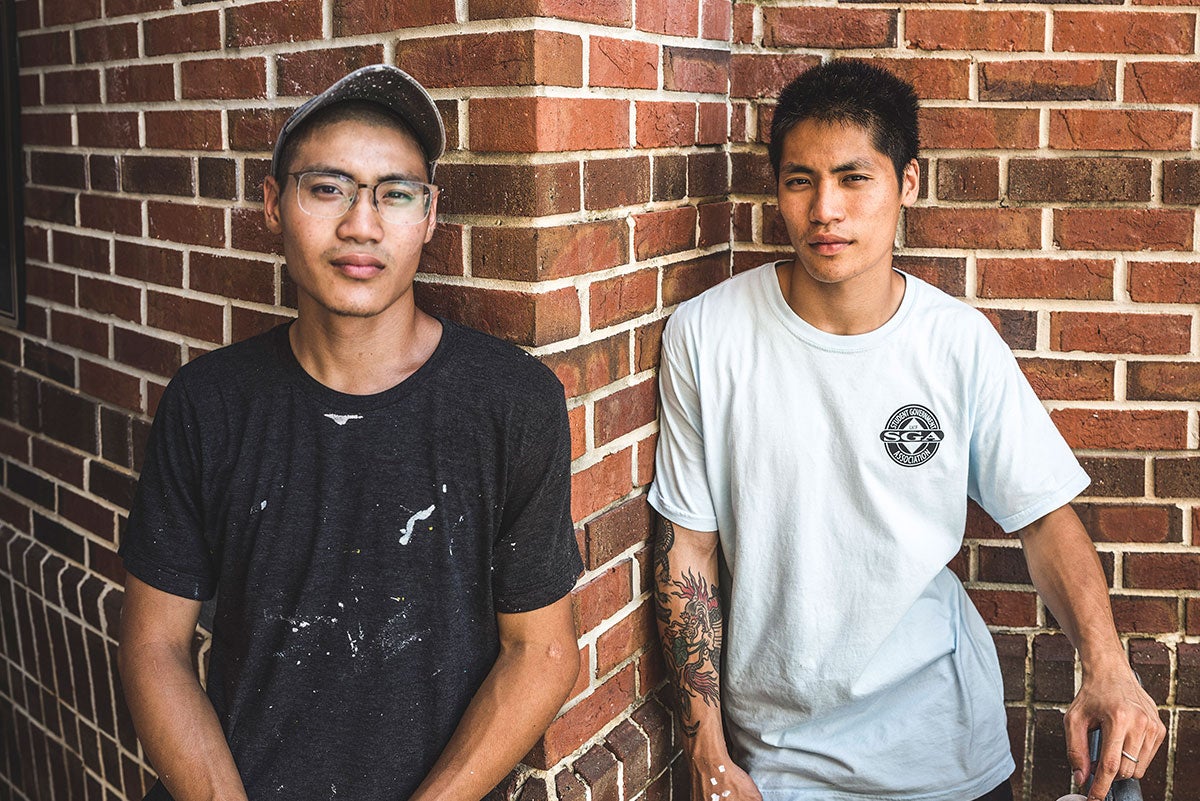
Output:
[649, 264, 1089, 801]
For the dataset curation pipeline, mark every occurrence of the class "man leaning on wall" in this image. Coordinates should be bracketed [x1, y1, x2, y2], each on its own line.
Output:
[116, 64, 583, 801]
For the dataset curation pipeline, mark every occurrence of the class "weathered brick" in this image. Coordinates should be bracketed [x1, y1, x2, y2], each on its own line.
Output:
[604, 719, 651, 797]
[1053, 11, 1194, 54]
[1127, 362, 1200, 402]
[968, 588, 1038, 627]
[526, 663, 637, 769]
[1179, 643, 1200, 706]
[143, 10, 221, 55]
[572, 448, 633, 522]
[1052, 409, 1187, 451]
[634, 207, 697, 261]
[663, 254, 728, 306]
[471, 97, 629, 152]
[595, 380, 657, 447]
[1125, 553, 1200, 591]
[1049, 109, 1191, 151]
[436, 162, 579, 216]
[636, 101, 696, 148]
[653, 154, 688, 202]
[181, 58, 267, 101]
[1032, 633, 1075, 702]
[1109, 595, 1178, 633]
[585, 496, 653, 571]
[79, 360, 140, 412]
[919, 108, 1039, 149]
[20, 32, 72, 67]
[148, 202, 224, 249]
[121, 156, 193, 198]
[1077, 457, 1145, 498]
[145, 110, 223, 151]
[1125, 61, 1200, 103]
[591, 270, 658, 330]
[1153, 457, 1200, 499]
[591, 37, 658, 90]
[473, 221, 628, 282]
[730, 54, 820, 99]
[597, 599, 655, 675]
[115, 241, 184, 288]
[765, 7, 896, 48]
[575, 743, 621, 800]
[114, 328, 182, 377]
[1075, 502, 1181, 544]
[397, 31, 581, 90]
[225, 0, 322, 47]
[664, 46, 729, 94]
[905, 208, 1040, 250]
[584, 157, 651, 210]
[333, 0, 455, 34]
[907, 10, 1045, 51]
[1162, 160, 1200, 206]
[416, 283, 579, 347]
[1054, 209, 1193, 251]
[1009, 158, 1150, 203]
[636, 0, 699, 36]
[893, 256, 965, 296]
[572, 561, 633, 633]
[936, 157, 999, 201]
[147, 292, 224, 343]
[1050, 311, 1191, 355]
[979, 258, 1112, 301]
[1018, 358, 1114, 401]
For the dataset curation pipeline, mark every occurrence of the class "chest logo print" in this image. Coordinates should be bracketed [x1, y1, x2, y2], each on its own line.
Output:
[880, 404, 944, 467]
[324, 413, 364, 426]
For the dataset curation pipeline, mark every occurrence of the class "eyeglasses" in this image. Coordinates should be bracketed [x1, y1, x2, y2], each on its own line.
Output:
[289, 171, 437, 225]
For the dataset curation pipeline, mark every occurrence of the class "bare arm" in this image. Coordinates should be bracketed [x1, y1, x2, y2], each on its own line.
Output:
[1019, 504, 1165, 801]
[118, 574, 248, 801]
[408, 593, 579, 801]
[654, 514, 761, 801]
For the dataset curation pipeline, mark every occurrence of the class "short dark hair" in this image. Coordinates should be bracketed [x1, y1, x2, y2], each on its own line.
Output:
[272, 100, 427, 185]
[769, 60, 920, 185]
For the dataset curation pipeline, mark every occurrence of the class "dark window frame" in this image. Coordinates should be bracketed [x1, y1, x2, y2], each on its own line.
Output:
[0, 0, 24, 329]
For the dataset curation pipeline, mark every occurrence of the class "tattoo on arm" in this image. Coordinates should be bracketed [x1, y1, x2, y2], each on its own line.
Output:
[654, 516, 723, 737]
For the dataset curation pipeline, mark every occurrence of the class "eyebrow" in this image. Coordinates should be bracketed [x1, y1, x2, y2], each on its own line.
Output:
[296, 165, 426, 183]
[781, 158, 875, 175]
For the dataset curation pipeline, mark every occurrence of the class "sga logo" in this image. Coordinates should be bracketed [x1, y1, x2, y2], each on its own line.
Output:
[880, 405, 944, 467]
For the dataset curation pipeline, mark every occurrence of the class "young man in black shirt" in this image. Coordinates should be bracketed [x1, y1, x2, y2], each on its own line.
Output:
[118, 66, 583, 801]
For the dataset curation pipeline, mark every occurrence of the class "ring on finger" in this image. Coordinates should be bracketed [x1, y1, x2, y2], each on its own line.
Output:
[1120, 750, 1139, 764]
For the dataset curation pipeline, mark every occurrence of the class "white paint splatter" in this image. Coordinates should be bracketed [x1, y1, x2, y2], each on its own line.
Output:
[324, 413, 364, 426]
[398, 504, 436, 545]
[710, 778, 717, 786]
[442, 484, 447, 493]
[717, 765, 726, 773]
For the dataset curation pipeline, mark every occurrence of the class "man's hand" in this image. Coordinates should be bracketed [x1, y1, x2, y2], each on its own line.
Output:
[1064, 661, 1164, 801]
[688, 752, 762, 801]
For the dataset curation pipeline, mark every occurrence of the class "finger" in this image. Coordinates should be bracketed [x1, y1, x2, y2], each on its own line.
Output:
[1118, 734, 1144, 781]
[1088, 729, 1122, 801]
[1134, 714, 1165, 780]
[1063, 711, 1093, 787]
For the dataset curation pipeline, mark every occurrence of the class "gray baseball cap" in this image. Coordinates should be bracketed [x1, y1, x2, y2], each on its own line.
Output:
[271, 64, 446, 179]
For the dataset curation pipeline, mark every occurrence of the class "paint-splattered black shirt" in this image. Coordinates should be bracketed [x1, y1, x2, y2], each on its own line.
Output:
[121, 320, 582, 800]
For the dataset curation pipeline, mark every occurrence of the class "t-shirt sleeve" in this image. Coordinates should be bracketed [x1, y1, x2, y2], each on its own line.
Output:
[967, 328, 1090, 533]
[119, 373, 218, 600]
[647, 314, 719, 532]
[491, 375, 583, 613]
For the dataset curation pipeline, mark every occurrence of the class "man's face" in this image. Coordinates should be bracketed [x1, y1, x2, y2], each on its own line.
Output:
[776, 119, 918, 289]
[262, 118, 437, 322]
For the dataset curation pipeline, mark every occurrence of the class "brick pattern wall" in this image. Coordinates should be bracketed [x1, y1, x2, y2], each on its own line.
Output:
[1, 1, 1196, 800]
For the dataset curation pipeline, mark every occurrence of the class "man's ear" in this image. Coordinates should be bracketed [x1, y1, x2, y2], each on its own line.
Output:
[900, 159, 920, 207]
[263, 175, 284, 234]
[422, 187, 439, 245]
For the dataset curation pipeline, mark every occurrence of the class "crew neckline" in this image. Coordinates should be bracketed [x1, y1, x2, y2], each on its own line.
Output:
[272, 318, 456, 411]
[759, 262, 919, 353]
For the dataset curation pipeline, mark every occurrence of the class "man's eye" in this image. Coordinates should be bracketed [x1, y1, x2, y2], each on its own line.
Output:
[379, 184, 420, 205]
[310, 182, 349, 197]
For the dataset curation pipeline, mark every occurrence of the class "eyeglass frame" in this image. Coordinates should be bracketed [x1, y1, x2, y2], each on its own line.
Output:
[286, 170, 439, 225]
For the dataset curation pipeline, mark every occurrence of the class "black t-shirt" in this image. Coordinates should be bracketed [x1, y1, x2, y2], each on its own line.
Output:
[120, 320, 582, 801]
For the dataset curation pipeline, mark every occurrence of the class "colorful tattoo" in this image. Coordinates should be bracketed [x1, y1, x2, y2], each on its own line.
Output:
[654, 516, 723, 737]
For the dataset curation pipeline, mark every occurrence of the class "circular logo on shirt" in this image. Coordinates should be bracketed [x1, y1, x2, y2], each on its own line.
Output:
[880, 404, 944, 467]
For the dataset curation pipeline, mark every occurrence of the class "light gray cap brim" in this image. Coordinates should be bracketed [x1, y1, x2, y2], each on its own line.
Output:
[271, 64, 446, 179]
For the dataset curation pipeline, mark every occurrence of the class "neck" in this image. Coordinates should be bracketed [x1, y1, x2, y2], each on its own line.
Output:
[288, 304, 442, 395]
[776, 262, 906, 336]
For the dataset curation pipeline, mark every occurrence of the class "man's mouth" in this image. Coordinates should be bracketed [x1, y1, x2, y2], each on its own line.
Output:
[808, 236, 851, 256]
[330, 254, 385, 278]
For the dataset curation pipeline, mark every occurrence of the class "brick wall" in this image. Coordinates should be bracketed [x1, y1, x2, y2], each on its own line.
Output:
[1, 0, 1196, 800]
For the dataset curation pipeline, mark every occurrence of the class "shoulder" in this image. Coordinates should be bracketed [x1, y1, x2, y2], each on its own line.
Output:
[904, 274, 1009, 347]
[441, 320, 565, 406]
[160, 325, 288, 417]
[664, 263, 767, 347]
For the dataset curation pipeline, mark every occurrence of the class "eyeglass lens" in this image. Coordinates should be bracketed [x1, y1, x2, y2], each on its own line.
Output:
[295, 172, 432, 224]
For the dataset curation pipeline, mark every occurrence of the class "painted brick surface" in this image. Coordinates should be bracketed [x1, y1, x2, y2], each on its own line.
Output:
[5, 0, 1199, 800]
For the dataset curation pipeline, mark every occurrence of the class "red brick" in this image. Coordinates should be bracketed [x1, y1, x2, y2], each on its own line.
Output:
[115, 242, 184, 288]
[22, 113, 73, 148]
[115, 328, 182, 377]
[968, 588, 1038, 627]
[1125, 61, 1200, 103]
[1075, 502, 1182, 546]
[471, 97, 628, 153]
[1053, 11, 1194, 54]
[702, 0, 731, 39]
[27, 262, 76, 311]
[421, 224, 464, 277]
[1110, 596, 1178, 634]
[689, 150, 728, 198]
[870, 58, 971, 100]
[730, 54, 819, 99]
[1125, 553, 1200, 591]
[1163, 160, 1200, 206]
[145, 110, 223, 151]
[636, 101, 696, 148]
[605, 718, 652, 797]
[634, 207, 697, 261]
[143, 11, 221, 55]
[122, 155, 193, 197]
[228, 108, 294, 153]
[1050, 409, 1187, 451]
[584, 157, 651, 210]
[653, 154, 688, 201]
[591, 36, 658, 90]
[905, 208, 1040, 250]
[189, 253, 274, 305]
[20, 32, 72, 67]
[979, 258, 1112, 301]
[44, 69, 100, 105]
[333, 0, 455, 34]
[635, 319, 666, 373]
[147, 292, 224, 344]
[597, 599, 655, 675]
[181, 58, 267, 101]
[525, 663, 637, 769]
[1190, 599, 1200, 637]
[1018, 358, 1114, 402]
[542, 333, 630, 399]
[1050, 109, 1190, 151]
[980, 60, 1116, 102]
[591, 270, 658, 330]
[53, 231, 110, 273]
[148, 203, 225, 249]
[79, 195, 141, 237]
[919, 108, 1039, 149]
[79, 361, 141, 413]
[1130, 261, 1200, 304]
[1054, 209, 1193, 251]
[893, 256, 964, 296]
[436, 162, 580, 217]
[397, 31, 581, 90]
[663, 47, 729, 94]
[469, 0, 630, 26]
[698, 201, 730, 248]
[107, 63, 175, 105]
[572, 448, 633, 521]
[78, 276, 140, 324]
[595, 380, 657, 447]
[1050, 312, 1190, 355]
[1032, 633, 1075, 702]
[59, 488, 116, 542]
[43, 0, 100, 25]
[274, 45, 386, 96]
[585, 496, 652, 570]
[765, 7, 896, 48]
[106, 0, 171, 15]
[698, 103, 727, 146]
[637, 0, 699, 36]
[635, 433, 656, 488]
[1008, 157, 1150, 203]
[1154, 456, 1200, 499]
[664, 254, 728, 306]
[733, 1, 754, 43]
[50, 311, 107, 357]
[1076, 457, 1145, 498]
[575, 741, 621, 800]
[572, 561, 634, 633]
[936, 157, 999, 201]
[472, 220, 628, 282]
[226, 0, 322, 47]
[232, 306, 292, 343]
[909, 10, 1044, 51]
[1128, 362, 1200, 402]
[416, 283, 579, 347]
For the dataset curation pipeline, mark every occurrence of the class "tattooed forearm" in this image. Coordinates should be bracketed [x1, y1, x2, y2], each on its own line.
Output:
[654, 516, 724, 737]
